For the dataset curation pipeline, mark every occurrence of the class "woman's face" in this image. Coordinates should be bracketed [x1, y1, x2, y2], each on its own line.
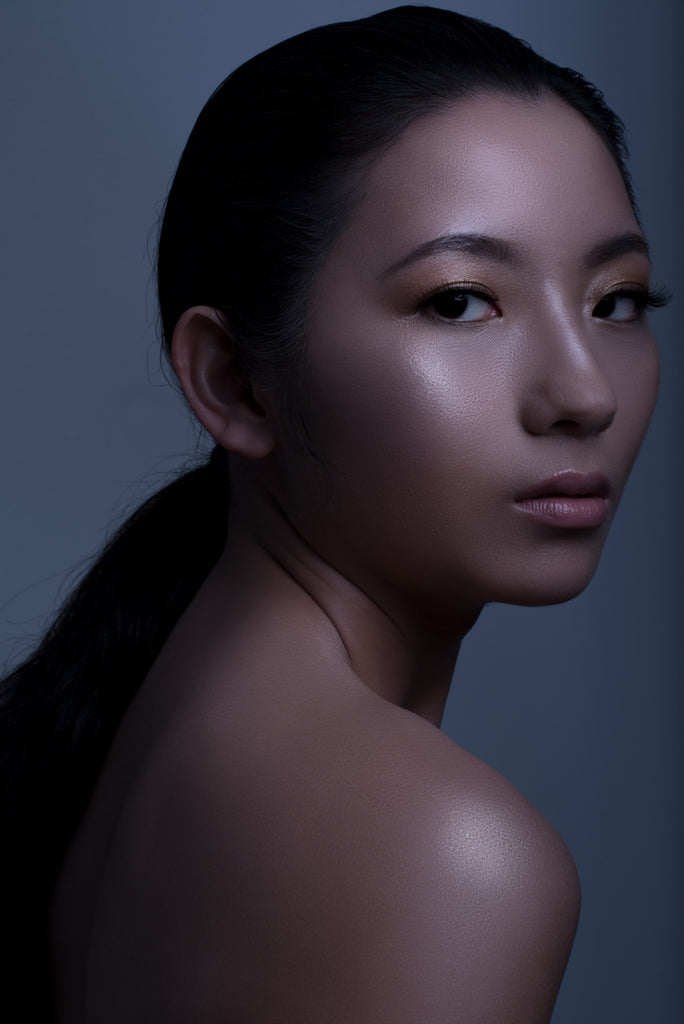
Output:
[273, 93, 660, 628]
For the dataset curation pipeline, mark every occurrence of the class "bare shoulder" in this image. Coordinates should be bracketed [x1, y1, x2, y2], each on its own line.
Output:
[320, 700, 582, 1022]
[87, 688, 579, 1023]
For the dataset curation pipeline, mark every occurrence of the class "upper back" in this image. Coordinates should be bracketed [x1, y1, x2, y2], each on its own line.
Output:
[51, 648, 579, 1023]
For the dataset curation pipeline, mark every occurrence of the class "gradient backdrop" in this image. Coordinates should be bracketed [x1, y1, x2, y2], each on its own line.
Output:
[1, 1, 682, 1020]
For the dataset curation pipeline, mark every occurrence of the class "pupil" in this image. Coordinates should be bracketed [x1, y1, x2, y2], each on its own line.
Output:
[434, 291, 468, 318]
[596, 295, 616, 317]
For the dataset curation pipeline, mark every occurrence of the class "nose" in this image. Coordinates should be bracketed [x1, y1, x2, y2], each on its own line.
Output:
[520, 317, 618, 439]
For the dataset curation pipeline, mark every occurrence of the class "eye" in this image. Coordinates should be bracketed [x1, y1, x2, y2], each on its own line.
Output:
[421, 286, 498, 323]
[593, 289, 646, 322]
[592, 285, 671, 323]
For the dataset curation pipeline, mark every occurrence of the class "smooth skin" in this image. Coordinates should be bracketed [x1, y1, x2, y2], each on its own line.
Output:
[51, 93, 659, 1022]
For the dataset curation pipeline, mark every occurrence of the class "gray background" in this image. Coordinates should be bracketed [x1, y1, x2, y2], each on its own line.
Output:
[1, 1, 681, 1020]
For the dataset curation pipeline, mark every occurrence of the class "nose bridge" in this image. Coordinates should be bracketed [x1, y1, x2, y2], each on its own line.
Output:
[521, 302, 618, 437]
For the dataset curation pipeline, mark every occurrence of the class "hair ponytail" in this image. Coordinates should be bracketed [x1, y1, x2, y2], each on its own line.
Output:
[0, 445, 229, 1013]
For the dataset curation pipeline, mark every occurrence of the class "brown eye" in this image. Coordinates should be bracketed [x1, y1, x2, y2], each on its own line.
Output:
[424, 288, 497, 322]
[593, 290, 645, 322]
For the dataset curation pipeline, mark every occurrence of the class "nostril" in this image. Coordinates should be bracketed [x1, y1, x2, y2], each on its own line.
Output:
[551, 419, 578, 431]
[520, 367, 618, 439]
[545, 409, 616, 438]
[547, 419, 585, 438]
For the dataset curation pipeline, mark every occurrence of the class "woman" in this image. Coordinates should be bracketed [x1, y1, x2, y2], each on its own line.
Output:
[0, 6, 669, 1021]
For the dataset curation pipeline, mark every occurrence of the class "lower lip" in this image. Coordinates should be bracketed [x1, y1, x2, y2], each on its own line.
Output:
[515, 496, 609, 529]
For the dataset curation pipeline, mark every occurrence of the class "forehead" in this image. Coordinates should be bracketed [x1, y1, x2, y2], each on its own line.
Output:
[333, 92, 640, 273]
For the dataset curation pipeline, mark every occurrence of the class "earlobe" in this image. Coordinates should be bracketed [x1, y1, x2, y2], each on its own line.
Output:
[171, 306, 276, 459]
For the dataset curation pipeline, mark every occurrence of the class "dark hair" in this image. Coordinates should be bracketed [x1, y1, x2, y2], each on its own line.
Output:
[0, 6, 634, 1013]
[157, 5, 633, 428]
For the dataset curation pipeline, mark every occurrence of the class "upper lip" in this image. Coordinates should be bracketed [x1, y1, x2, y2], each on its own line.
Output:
[516, 470, 611, 501]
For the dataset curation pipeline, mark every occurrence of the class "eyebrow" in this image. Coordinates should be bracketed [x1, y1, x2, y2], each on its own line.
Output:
[381, 230, 651, 279]
[381, 233, 520, 279]
[581, 232, 651, 269]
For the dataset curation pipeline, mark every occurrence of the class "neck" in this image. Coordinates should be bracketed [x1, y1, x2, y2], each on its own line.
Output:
[207, 489, 482, 727]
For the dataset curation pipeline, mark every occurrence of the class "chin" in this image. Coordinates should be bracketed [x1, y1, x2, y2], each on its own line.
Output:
[511, 582, 594, 608]
[506, 572, 599, 608]
[490, 549, 604, 608]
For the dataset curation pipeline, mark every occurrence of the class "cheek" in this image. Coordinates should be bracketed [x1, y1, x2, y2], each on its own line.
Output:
[611, 339, 660, 479]
[290, 330, 516, 589]
[305, 333, 507, 505]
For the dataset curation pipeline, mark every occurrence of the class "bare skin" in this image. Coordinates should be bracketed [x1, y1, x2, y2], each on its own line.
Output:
[51, 93, 659, 1022]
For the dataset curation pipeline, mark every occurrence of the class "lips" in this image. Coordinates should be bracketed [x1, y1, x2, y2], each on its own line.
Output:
[515, 470, 611, 529]
[517, 470, 611, 502]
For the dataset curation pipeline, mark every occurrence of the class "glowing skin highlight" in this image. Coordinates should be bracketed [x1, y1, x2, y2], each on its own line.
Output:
[275, 93, 659, 643]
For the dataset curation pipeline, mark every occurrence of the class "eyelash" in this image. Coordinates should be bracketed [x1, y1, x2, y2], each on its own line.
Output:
[418, 283, 499, 323]
[417, 282, 672, 324]
[593, 284, 671, 321]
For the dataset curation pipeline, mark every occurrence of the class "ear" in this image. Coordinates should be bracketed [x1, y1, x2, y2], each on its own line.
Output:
[171, 306, 276, 458]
